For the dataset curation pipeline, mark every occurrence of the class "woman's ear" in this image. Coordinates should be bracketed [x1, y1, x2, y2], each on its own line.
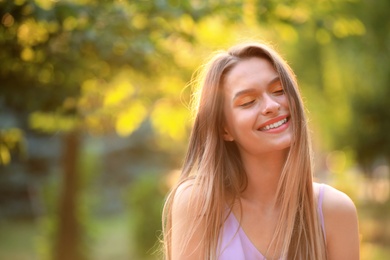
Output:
[223, 128, 234, 142]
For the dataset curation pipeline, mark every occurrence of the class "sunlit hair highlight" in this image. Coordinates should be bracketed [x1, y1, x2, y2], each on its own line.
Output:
[162, 42, 326, 259]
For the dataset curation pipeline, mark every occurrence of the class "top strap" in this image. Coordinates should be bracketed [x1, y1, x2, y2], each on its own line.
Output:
[318, 184, 326, 241]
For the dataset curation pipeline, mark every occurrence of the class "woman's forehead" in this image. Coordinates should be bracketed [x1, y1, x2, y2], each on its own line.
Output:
[223, 57, 278, 94]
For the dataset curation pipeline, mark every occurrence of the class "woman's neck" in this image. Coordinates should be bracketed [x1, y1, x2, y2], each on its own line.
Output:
[239, 148, 289, 209]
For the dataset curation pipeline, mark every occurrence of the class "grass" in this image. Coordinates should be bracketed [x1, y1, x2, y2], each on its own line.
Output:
[90, 213, 134, 260]
[0, 219, 40, 260]
[0, 213, 135, 260]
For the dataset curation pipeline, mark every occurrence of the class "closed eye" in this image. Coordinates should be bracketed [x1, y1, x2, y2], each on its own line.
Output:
[273, 89, 285, 95]
[239, 99, 255, 107]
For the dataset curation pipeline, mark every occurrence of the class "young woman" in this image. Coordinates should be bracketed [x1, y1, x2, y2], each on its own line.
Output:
[162, 42, 360, 259]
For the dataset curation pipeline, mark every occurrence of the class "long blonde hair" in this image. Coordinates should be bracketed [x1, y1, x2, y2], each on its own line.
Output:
[162, 42, 326, 259]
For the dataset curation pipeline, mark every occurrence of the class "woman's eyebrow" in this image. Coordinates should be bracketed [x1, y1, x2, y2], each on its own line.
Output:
[233, 88, 257, 101]
[268, 76, 280, 86]
[232, 76, 280, 101]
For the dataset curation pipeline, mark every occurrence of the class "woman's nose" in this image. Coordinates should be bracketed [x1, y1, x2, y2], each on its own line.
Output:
[261, 94, 281, 115]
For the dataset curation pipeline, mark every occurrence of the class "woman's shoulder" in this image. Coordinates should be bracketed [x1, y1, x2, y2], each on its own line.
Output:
[174, 177, 197, 199]
[172, 178, 202, 217]
[313, 182, 360, 259]
[171, 177, 206, 259]
[315, 183, 356, 213]
[313, 182, 357, 222]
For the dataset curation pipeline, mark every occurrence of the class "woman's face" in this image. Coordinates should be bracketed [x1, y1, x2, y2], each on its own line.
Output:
[222, 57, 292, 157]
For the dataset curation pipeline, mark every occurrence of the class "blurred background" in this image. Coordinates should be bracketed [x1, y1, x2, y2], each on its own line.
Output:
[0, 0, 389, 259]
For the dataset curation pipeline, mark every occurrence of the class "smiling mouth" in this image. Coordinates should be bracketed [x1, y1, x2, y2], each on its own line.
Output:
[259, 117, 289, 131]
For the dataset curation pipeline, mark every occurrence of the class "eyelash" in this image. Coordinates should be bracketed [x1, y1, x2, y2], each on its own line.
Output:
[240, 99, 255, 107]
[274, 89, 284, 95]
[238, 89, 284, 107]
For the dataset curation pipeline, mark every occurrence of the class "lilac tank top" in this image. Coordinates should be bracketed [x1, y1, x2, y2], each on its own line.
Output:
[218, 184, 326, 260]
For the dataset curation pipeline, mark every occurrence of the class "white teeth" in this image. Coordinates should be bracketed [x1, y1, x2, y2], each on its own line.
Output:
[261, 118, 287, 130]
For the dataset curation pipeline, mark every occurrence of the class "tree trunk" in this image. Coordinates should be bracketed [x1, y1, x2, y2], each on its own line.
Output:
[54, 131, 84, 260]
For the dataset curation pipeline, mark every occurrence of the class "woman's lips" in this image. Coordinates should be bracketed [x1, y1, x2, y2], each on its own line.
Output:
[257, 115, 290, 131]
[259, 117, 288, 131]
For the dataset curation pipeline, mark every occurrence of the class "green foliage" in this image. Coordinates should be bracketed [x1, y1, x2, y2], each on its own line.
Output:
[330, 0, 390, 171]
[0, 128, 26, 165]
[127, 173, 166, 259]
[36, 171, 62, 260]
[359, 198, 390, 259]
[0, 0, 201, 136]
